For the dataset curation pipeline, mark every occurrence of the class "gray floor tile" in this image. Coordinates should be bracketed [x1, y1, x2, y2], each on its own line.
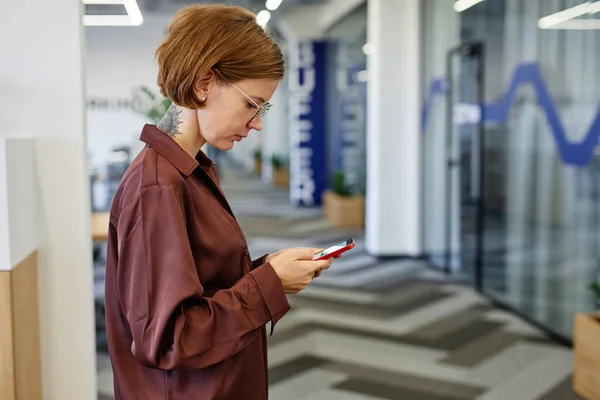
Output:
[441, 330, 522, 367]
[409, 306, 491, 340]
[536, 376, 583, 400]
[327, 361, 485, 399]
[269, 355, 326, 385]
[335, 378, 474, 400]
[289, 286, 453, 319]
[402, 318, 506, 351]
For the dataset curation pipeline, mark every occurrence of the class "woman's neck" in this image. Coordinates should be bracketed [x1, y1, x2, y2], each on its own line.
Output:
[156, 103, 206, 159]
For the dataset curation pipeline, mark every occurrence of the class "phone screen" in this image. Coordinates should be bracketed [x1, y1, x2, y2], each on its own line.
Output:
[313, 239, 353, 259]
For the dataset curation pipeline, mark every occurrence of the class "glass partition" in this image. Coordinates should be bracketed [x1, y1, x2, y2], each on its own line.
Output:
[422, 0, 600, 338]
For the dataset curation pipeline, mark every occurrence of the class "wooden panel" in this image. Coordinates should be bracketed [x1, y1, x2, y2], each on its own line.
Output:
[0, 252, 41, 400]
[91, 212, 110, 242]
[323, 190, 365, 228]
[573, 313, 600, 400]
[11, 252, 41, 400]
[0, 271, 16, 400]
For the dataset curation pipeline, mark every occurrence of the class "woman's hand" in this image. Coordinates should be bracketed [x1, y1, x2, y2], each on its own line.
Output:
[266, 247, 342, 264]
[266, 247, 341, 280]
[269, 248, 334, 294]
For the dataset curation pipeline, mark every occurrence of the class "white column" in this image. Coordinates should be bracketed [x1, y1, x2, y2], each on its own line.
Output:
[261, 82, 289, 184]
[0, 0, 97, 399]
[366, 0, 421, 256]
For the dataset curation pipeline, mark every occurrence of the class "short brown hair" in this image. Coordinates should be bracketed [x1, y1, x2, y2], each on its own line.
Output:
[155, 4, 285, 109]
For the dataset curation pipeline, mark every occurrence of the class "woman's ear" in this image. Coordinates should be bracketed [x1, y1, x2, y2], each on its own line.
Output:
[194, 69, 216, 100]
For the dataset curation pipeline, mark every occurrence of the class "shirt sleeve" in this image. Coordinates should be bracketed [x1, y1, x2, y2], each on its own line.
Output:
[115, 185, 290, 371]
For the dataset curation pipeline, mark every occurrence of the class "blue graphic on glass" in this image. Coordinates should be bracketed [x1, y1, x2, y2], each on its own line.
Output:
[422, 63, 600, 166]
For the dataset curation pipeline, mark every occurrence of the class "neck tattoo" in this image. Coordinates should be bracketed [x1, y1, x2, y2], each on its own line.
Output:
[157, 103, 183, 138]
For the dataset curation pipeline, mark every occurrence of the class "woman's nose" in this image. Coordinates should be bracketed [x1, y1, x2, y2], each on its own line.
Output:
[248, 116, 263, 131]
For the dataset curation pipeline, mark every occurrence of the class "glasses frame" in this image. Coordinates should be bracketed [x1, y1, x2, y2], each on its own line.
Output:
[225, 79, 272, 123]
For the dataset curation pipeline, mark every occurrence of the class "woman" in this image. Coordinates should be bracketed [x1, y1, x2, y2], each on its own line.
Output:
[103, 4, 334, 399]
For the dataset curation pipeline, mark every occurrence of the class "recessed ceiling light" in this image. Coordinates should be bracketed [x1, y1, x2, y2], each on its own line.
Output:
[538, 1, 600, 30]
[453, 0, 485, 13]
[362, 43, 375, 55]
[266, 0, 283, 11]
[256, 10, 271, 27]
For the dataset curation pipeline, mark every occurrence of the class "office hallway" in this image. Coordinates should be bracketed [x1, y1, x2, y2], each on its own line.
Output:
[96, 170, 581, 400]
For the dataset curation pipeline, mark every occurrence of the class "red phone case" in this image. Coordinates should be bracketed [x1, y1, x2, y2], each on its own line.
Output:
[313, 241, 355, 260]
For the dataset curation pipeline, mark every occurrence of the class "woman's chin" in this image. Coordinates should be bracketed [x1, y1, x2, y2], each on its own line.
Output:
[211, 141, 234, 151]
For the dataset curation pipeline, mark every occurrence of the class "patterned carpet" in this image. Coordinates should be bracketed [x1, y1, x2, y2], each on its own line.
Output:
[96, 169, 581, 399]
[265, 276, 579, 400]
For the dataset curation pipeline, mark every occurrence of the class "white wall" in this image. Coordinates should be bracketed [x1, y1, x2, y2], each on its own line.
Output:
[85, 14, 171, 168]
[0, 0, 97, 399]
[0, 141, 9, 271]
[0, 140, 44, 274]
[6, 140, 38, 269]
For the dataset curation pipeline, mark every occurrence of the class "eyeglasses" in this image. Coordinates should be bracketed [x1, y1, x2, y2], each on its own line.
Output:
[226, 80, 272, 123]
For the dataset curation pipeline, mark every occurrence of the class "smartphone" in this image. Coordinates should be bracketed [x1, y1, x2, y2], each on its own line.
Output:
[313, 238, 355, 260]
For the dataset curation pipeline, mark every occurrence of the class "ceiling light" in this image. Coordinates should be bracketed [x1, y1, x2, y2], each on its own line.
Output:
[266, 0, 283, 11]
[123, 0, 143, 25]
[362, 43, 375, 55]
[538, 2, 591, 28]
[355, 70, 368, 83]
[538, 1, 600, 29]
[256, 10, 271, 27]
[541, 19, 600, 29]
[82, 0, 122, 3]
[83, 15, 134, 26]
[453, 0, 485, 12]
[590, 0, 600, 12]
[81, 0, 143, 26]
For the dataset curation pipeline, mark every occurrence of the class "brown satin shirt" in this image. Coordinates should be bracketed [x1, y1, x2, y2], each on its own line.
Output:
[104, 125, 291, 399]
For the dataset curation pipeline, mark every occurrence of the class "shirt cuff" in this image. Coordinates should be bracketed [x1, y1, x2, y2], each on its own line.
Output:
[248, 263, 290, 335]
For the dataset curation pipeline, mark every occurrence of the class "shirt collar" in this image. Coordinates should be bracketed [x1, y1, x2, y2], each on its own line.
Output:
[139, 124, 214, 176]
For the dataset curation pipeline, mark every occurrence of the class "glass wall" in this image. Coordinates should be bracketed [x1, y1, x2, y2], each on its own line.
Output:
[422, 0, 600, 338]
[324, 4, 367, 195]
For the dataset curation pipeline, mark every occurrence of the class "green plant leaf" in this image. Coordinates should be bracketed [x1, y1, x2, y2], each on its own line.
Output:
[271, 154, 282, 170]
[161, 97, 172, 112]
[591, 281, 600, 306]
[331, 170, 351, 196]
[132, 85, 171, 124]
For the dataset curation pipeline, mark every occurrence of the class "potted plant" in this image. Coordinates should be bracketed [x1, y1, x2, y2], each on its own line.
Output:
[253, 149, 262, 175]
[271, 155, 289, 188]
[573, 277, 600, 399]
[322, 170, 365, 228]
